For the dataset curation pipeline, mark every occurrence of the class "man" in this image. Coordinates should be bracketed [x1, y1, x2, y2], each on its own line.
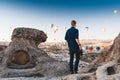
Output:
[65, 20, 82, 74]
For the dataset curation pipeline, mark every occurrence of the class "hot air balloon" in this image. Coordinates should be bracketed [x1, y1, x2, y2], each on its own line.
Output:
[54, 26, 58, 33]
[102, 28, 106, 32]
[114, 10, 118, 14]
[50, 24, 54, 28]
[45, 42, 49, 45]
[56, 26, 58, 31]
[96, 46, 101, 51]
[88, 46, 93, 53]
[85, 27, 89, 31]
[54, 30, 56, 33]
[86, 46, 89, 50]
[64, 27, 67, 30]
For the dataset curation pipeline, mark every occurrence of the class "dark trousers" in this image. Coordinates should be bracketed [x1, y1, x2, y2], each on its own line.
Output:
[69, 50, 80, 72]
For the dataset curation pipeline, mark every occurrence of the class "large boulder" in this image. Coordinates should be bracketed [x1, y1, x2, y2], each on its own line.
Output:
[2, 28, 47, 69]
[11, 27, 47, 46]
[0, 27, 69, 78]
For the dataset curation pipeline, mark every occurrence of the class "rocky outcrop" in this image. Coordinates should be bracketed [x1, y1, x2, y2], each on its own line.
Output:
[62, 33, 120, 80]
[11, 28, 47, 46]
[1, 28, 47, 69]
[96, 60, 120, 80]
[0, 28, 69, 78]
[104, 33, 120, 62]
[94, 33, 120, 80]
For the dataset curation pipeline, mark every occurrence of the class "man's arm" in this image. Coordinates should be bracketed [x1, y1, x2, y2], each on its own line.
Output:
[75, 39, 81, 46]
[65, 31, 67, 41]
[75, 29, 82, 50]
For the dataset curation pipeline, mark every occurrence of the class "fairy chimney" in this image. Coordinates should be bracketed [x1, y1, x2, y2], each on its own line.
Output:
[2, 28, 47, 69]
[0, 28, 68, 78]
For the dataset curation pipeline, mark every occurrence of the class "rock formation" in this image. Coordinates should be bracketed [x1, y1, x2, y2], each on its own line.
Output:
[62, 33, 120, 80]
[0, 45, 7, 51]
[0, 28, 69, 78]
[95, 33, 120, 80]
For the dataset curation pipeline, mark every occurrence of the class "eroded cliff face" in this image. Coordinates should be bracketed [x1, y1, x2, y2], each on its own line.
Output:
[104, 33, 120, 62]
[0, 28, 69, 78]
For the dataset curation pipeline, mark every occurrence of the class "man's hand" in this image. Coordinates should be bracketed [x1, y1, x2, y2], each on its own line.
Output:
[75, 39, 82, 50]
[79, 46, 83, 56]
[79, 46, 82, 50]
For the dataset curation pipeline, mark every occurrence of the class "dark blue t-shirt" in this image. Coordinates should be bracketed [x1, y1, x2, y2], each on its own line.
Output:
[65, 27, 79, 51]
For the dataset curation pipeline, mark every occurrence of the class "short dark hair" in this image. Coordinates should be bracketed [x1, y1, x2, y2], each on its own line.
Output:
[71, 20, 76, 24]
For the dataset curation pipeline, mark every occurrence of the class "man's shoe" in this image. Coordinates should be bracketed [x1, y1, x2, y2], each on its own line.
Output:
[74, 71, 78, 74]
[71, 71, 74, 74]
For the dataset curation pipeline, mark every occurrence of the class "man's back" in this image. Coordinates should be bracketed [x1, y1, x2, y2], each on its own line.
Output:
[65, 27, 79, 51]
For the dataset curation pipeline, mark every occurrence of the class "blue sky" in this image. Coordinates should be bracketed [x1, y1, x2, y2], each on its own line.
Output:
[0, 0, 120, 42]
